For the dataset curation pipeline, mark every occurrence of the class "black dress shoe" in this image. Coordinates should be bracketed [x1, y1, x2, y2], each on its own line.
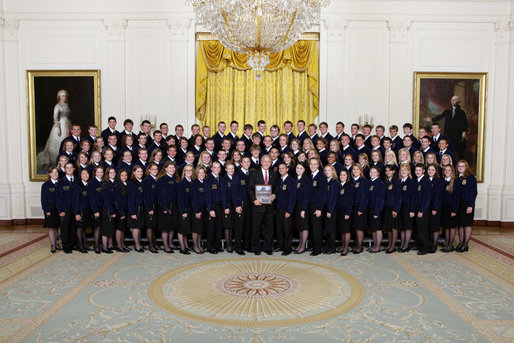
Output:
[340, 251, 348, 256]
[385, 248, 396, 254]
[94, 248, 101, 254]
[180, 249, 191, 255]
[208, 249, 218, 254]
[115, 247, 124, 252]
[369, 249, 380, 253]
[236, 250, 245, 255]
[294, 250, 305, 254]
[351, 249, 362, 255]
[149, 249, 159, 254]
[79, 249, 88, 254]
[273, 247, 282, 252]
[254, 251, 261, 256]
[323, 249, 335, 255]
[56, 246, 63, 251]
[164, 249, 174, 254]
[135, 247, 145, 253]
[417, 250, 427, 255]
[310, 251, 321, 256]
[193, 249, 203, 254]
[265, 250, 273, 255]
[429, 247, 437, 254]
[51, 249, 56, 253]
[64, 250, 72, 254]
[226, 248, 234, 253]
[101, 248, 113, 254]
[123, 247, 132, 252]
[281, 251, 291, 256]
[457, 246, 469, 252]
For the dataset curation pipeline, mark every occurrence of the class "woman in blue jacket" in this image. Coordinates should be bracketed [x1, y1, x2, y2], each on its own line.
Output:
[72, 169, 91, 253]
[143, 163, 159, 253]
[41, 167, 60, 253]
[456, 160, 478, 252]
[337, 169, 353, 256]
[114, 169, 131, 252]
[177, 164, 194, 254]
[440, 165, 461, 252]
[323, 165, 339, 254]
[383, 165, 402, 253]
[127, 165, 145, 252]
[367, 166, 385, 253]
[88, 166, 104, 254]
[101, 167, 117, 253]
[427, 164, 443, 253]
[351, 164, 369, 254]
[156, 161, 179, 254]
[294, 162, 310, 254]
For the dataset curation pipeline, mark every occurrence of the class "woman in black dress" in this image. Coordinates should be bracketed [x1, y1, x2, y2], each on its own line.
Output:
[221, 162, 236, 253]
[427, 164, 443, 253]
[41, 167, 60, 253]
[177, 164, 194, 254]
[336, 169, 353, 256]
[72, 169, 92, 253]
[88, 166, 104, 253]
[383, 165, 402, 253]
[294, 162, 310, 254]
[142, 163, 159, 253]
[127, 165, 145, 252]
[114, 169, 131, 252]
[190, 166, 207, 254]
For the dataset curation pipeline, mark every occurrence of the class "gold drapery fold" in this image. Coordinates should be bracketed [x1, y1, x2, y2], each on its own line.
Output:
[196, 40, 319, 135]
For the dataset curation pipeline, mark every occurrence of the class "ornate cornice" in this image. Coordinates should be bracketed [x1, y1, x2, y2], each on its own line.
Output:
[103, 18, 127, 42]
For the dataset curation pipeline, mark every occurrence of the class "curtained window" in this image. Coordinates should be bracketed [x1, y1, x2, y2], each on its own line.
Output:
[195, 40, 319, 135]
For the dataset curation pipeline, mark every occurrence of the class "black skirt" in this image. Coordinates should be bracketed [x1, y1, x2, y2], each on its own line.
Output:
[178, 209, 192, 234]
[352, 206, 368, 231]
[92, 211, 103, 228]
[43, 206, 59, 229]
[75, 209, 92, 228]
[429, 209, 442, 232]
[458, 202, 475, 227]
[441, 204, 458, 229]
[294, 204, 309, 231]
[324, 212, 337, 234]
[222, 206, 235, 228]
[336, 209, 352, 234]
[382, 206, 399, 230]
[368, 209, 382, 232]
[399, 205, 413, 230]
[191, 209, 207, 234]
[144, 206, 157, 229]
[127, 206, 145, 229]
[116, 217, 127, 232]
[158, 204, 179, 232]
[101, 208, 116, 236]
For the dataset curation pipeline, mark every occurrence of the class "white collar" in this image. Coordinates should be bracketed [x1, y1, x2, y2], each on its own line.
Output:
[401, 177, 407, 182]
[51, 179, 58, 184]
[311, 170, 319, 178]
[340, 181, 346, 186]
[217, 131, 224, 136]
[124, 130, 132, 134]
[230, 132, 237, 137]
[298, 130, 305, 136]
[282, 175, 288, 181]
[445, 177, 451, 181]
[417, 175, 424, 182]
[66, 175, 74, 182]
[371, 177, 378, 182]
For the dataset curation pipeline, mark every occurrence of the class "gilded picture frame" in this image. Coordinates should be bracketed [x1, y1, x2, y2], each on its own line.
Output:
[27, 70, 101, 181]
[413, 72, 486, 182]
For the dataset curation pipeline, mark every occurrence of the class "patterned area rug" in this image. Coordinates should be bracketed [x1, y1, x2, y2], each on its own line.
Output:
[0, 230, 513, 343]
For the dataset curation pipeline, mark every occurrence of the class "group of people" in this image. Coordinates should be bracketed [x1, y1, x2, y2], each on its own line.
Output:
[41, 111, 478, 257]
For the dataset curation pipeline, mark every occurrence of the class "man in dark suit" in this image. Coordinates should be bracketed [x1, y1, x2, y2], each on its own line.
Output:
[247, 155, 278, 255]
[59, 124, 82, 153]
[101, 116, 119, 146]
[319, 122, 334, 143]
[212, 121, 227, 151]
[228, 121, 239, 146]
[427, 95, 467, 158]
[296, 120, 309, 144]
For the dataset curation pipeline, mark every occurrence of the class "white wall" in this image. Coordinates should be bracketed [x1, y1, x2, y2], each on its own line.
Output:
[0, 0, 512, 222]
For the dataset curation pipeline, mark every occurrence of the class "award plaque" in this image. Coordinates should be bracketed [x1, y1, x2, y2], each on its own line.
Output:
[255, 185, 272, 204]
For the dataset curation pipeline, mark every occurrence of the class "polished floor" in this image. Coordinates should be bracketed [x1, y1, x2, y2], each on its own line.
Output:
[0, 226, 513, 342]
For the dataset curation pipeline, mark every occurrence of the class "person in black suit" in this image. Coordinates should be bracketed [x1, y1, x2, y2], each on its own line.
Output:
[228, 121, 239, 146]
[275, 163, 296, 255]
[101, 117, 119, 146]
[247, 155, 278, 255]
[429, 123, 450, 153]
[58, 124, 83, 153]
[212, 121, 227, 151]
[56, 162, 77, 253]
[41, 167, 60, 253]
[296, 120, 308, 144]
[319, 122, 333, 143]
[426, 95, 468, 158]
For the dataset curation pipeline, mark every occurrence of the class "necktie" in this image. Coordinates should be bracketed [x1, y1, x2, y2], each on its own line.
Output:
[264, 170, 268, 185]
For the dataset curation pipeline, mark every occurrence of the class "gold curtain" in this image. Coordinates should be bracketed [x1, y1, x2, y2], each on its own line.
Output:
[195, 40, 319, 135]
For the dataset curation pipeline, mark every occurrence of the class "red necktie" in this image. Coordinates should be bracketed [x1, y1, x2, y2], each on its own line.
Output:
[264, 170, 268, 185]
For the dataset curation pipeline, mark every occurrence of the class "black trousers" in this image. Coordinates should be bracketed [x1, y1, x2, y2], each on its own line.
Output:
[60, 208, 76, 251]
[276, 209, 292, 252]
[234, 201, 250, 251]
[251, 205, 274, 252]
[207, 204, 222, 250]
[309, 204, 323, 253]
[415, 210, 430, 252]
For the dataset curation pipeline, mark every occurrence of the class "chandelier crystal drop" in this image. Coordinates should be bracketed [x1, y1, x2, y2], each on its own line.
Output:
[190, 0, 329, 72]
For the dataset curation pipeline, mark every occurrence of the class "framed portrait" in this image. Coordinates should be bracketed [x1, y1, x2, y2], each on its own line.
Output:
[27, 70, 101, 181]
[413, 72, 486, 182]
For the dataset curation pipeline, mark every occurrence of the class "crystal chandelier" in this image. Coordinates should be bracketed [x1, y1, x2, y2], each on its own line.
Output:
[190, 0, 328, 72]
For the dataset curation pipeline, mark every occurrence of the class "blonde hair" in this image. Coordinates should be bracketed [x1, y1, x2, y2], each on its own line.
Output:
[397, 148, 411, 164]
[399, 163, 412, 179]
[384, 150, 398, 166]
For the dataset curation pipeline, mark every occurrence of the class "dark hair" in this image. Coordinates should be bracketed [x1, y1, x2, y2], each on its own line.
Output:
[141, 120, 151, 126]
[123, 119, 134, 126]
[403, 123, 413, 129]
[108, 116, 116, 122]
[257, 120, 266, 126]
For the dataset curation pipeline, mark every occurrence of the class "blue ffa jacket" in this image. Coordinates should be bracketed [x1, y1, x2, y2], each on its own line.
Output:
[368, 178, 385, 217]
[157, 174, 178, 211]
[116, 161, 133, 175]
[113, 182, 128, 218]
[205, 174, 222, 211]
[56, 176, 76, 213]
[142, 175, 158, 211]
[399, 177, 416, 212]
[56, 151, 77, 166]
[457, 174, 478, 207]
[41, 180, 58, 213]
[355, 146, 372, 160]
[102, 180, 116, 216]
[231, 169, 249, 206]
[352, 177, 369, 212]
[295, 176, 310, 211]
[340, 146, 357, 162]
[72, 181, 90, 215]
[414, 175, 432, 213]
[442, 178, 461, 214]
[384, 178, 402, 213]
[101, 128, 120, 146]
[325, 179, 339, 215]
[220, 175, 234, 210]
[177, 178, 192, 214]
[88, 177, 104, 214]
[127, 180, 144, 216]
[86, 162, 101, 177]
[391, 136, 403, 151]
[337, 181, 354, 215]
[308, 171, 328, 211]
[191, 179, 207, 213]
[276, 175, 296, 214]
[429, 177, 443, 212]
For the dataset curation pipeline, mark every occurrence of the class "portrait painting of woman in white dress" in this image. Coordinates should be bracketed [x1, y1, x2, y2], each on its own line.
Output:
[27, 70, 101, 181]
[37, 89, 71, 170]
